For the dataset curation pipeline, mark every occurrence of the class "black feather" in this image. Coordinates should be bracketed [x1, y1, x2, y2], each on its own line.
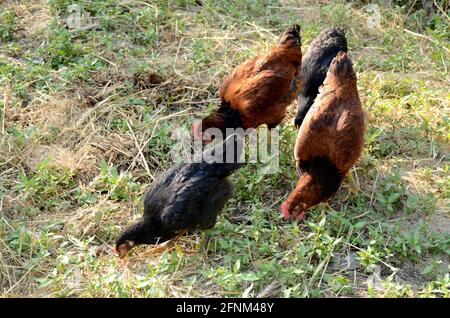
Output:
[115, 136, 244, 248]
[298, 156, 343, 202]
[216, 100, 244, 134]
[294, 28, 347, 128]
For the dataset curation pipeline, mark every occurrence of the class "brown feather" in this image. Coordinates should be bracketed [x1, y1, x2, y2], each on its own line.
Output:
[283, 51, 365, 219]
[199, 25, 302, 135]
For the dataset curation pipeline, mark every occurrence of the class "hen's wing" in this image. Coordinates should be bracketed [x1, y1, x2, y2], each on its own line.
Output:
[220, 55, 301, 127]
[294, 91, 339, 163]
[294, 90, 364, 171]
[233, 70, 293, 106]
[159, 164, 230, 232]
[196, 179, 234, 229]
[218, 55, 260, 101]
[142, 164, 184, 220]
[220, 48, 301, 99]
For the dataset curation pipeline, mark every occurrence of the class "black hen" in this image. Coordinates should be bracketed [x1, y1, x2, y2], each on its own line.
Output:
[114, 135, 243, 257]
[294, 27, 347, 129]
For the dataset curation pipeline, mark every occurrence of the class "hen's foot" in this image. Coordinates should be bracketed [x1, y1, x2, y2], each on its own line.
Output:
[346, 171, 370, 199]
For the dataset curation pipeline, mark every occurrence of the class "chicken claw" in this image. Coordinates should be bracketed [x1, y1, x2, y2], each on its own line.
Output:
[322, 202, 337, 214]
[346, 171, 370, 198]
[140, 231, 188, 257]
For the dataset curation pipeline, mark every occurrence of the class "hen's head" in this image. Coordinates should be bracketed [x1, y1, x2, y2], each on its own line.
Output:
[279, 24, 301, 46]
[193, 105, 242, 143]
[114, 221, 162, 258]
[114, 240, 135, 258]
[192, 120, 214, 144]
[328, 51, 355, 79]
[280, 200, 307, 221]
[114, 228, 137, 258]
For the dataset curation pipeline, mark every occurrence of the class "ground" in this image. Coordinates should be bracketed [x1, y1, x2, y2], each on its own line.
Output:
[0, 0, 449, 297]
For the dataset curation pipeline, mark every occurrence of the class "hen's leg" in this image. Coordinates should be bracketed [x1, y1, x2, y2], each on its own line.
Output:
[200, 231, 212, 254]
[139, 231, 193, 257]
[321, 202, 337, 216]
[198, 180, 233, 252]
[263, 124, 272, 145]
[170, 230, 187, 246]
[139, 242, 174, 256]
[346, 171, 370, 199]
[267, 124, 279, 145]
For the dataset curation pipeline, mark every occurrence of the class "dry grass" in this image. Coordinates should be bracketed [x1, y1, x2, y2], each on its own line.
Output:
[0, 0, 449, 297]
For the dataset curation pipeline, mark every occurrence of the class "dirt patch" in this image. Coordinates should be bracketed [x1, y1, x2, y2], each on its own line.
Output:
[34, 97, 78, 129]
[23, 141, 104, 181]
[68, 199, 133, 239]
[19, 2, 50, 38]
[52, 129, 136, 183]
[8, 90, 141, 183]
[1, 0, 50, 40]
[393, 259, 431, 290]
[132, 71, 165, 90]
[427, 211, 450, 235]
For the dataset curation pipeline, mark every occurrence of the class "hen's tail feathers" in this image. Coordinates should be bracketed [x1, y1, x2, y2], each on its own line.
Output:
[330, 27, 346, 38]
[328, 51, 355, 79]
[329, 27, 347, 51]
[306, 27, 348, 58]
[279, 24, 301, 46]
[289, 24, 301, 38]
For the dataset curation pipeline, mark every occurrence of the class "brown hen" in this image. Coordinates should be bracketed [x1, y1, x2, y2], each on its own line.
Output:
[194, 24, 302, 141]
[281, 51, 365, 221]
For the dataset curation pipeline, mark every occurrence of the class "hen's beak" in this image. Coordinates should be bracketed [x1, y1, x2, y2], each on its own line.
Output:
[114, 243, 130, 258]
[192, 123, 213, 143]
[291, 203, 307, 221]
[281, 202, 307, 221]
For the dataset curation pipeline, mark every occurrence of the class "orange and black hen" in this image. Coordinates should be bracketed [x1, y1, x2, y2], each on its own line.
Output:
[194, 25, 302, 141]
[281, 52, 365, 221]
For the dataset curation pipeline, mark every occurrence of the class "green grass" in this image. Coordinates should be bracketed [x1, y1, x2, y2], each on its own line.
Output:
[0, 0, 449, 297]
